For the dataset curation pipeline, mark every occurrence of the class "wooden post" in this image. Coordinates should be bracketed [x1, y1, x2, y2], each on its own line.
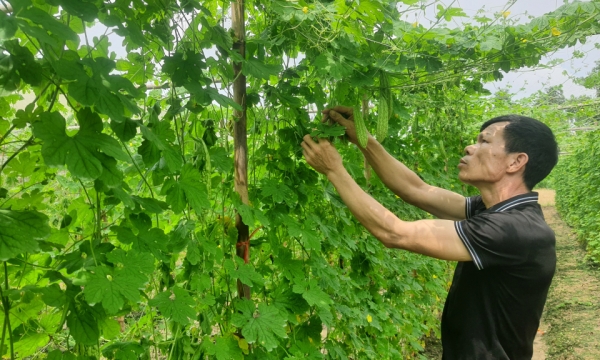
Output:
[231, 0, 251, 300]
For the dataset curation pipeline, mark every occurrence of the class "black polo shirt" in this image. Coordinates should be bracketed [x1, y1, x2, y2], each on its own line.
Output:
[442, 192, 556, 359]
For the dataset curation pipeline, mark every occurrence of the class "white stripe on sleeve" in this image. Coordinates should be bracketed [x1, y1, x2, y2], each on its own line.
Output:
[454, 221, 484, 270]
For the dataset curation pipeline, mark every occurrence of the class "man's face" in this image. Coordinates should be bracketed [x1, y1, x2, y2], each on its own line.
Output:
[458, 121, 512, 186]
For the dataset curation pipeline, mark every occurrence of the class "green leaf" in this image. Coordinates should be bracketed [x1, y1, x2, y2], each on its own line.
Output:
[243, 58, 282, 80]
[149, 286, 196, 325]
[13, 333, 49, 358]
[201, 335, 244, 360]
[32, 111, 128, 180]
[1, 40, 44, 90]
[169, 220, 195, 252]
[41, 284, 67, 307]
[68, 77, 100, 106]
[224, 258, 264, 288]
[231, 300, 287, 351]
[293, 279, 333, 309]
[96, 88, 126, 122]
[84, 250, 153, 313]
[139, 124, 182, 171]
[261, 178, 297, 206]
[106, 248, 155, 284]
[112, 214, 168, 259]
[161, 164, 209, 213]
[102, 341, 146, 360]
[480, 36, 503, 52]
[282, 216, 321, 251]
[18, 7, 79, 44]
[206, 88, 243, 110]
[131, 196, 167, 214]
[83, 266, 127, 314]
[0, 12, 18, 40]
[66, 302, 100, 345]
[97, 153, 123, 187]
[0, 209, 50, 260]
[209, 147, 232, 173]
[47, 0, 99, 22]
[110, 118, 138, 142]
[162, 179, 186, 213]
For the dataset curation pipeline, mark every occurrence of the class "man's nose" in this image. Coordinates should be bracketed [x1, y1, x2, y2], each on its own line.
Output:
[464, 144, 475, 155]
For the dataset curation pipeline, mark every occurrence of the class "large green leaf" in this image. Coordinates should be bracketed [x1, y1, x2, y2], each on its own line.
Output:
[66, 302, 100, 346]
[243, 57, 282, 80]
[83, 253, 151, 314]
[161, 164, 209, 213]
[149, 286, 196, 325]
[32, 110, 127, 180]
[18, 7, 79, 43]
[0, 209, 50, 260]
[139, 124, 183, 171]
[0, 12, 17, 40]
[13, 333, 49, 358]
[46, 0, 99, 22]
[0, 40, 43, 90]
[232, 300, 287, 351]
[293, 279, 333, 309]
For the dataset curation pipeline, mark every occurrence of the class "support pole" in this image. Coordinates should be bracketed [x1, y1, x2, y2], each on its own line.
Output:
[231, 0, 251, 300]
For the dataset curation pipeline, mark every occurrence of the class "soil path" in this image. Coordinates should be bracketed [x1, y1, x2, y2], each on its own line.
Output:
[535, 189, 600, 359]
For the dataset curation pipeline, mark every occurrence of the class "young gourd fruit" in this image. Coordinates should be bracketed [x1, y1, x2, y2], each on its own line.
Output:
[354, 104, 368, 148]
[377, 98, 389, 142]
[377, 73, 392, 142]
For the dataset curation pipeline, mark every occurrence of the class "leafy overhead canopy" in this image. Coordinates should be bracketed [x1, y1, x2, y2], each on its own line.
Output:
[1, 0, 600, 358]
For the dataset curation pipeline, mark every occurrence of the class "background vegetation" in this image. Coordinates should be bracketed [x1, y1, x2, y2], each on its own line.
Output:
[1, 0, 600, 359]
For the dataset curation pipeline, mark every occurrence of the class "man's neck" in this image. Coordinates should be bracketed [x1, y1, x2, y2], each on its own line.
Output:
[478, 182, 531, 209]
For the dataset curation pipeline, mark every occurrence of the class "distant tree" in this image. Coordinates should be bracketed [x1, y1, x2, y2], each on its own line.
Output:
[545, 85, 567, 105]
[575, 60, 600, 98]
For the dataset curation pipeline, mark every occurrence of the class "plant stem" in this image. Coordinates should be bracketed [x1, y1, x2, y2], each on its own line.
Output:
[0, 263, 14, 360]
[0, 309, 6, 359]
[167, 324, 181, 360]
[0, 125, 16, 146]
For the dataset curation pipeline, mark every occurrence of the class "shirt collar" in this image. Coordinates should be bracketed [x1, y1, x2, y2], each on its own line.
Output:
[486, 192, 539, 213]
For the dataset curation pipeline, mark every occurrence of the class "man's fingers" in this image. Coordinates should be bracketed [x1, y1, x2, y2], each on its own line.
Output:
[327, 110, 351, 125]
[322, 106, 354, 124]
[317, 137, 331, 146]
[302, 134, 316, 146]
[300, 140, 312, 152]
[331, 105, 353, 115]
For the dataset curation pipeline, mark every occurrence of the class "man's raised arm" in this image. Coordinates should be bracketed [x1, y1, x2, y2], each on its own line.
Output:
[300, 136, 472, 262]
[325, 106, 466, 220]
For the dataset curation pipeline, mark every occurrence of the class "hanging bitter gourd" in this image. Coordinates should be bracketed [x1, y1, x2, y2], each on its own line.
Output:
[377, 73, 392, 142]
[354, 104, 368, 148]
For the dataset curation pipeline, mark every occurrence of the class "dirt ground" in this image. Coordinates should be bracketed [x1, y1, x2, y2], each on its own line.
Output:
[421, 189, 600, 359]
[537, 189, 600, 359]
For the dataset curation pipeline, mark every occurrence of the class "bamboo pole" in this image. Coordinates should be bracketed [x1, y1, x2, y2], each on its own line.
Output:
[231, 0, 251, 300]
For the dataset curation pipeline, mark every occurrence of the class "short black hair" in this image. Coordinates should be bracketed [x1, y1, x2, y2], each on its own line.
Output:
[480, 115, 559, 190]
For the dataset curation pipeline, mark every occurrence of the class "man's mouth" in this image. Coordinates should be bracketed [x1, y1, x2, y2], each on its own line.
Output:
[459, 159, 467, 165]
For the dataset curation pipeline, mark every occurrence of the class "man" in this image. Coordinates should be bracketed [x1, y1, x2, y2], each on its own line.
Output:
[301, 106, 559, 359]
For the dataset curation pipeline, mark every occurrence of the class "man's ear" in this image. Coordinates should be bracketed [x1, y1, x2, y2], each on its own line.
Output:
[507, 153, 528, 174]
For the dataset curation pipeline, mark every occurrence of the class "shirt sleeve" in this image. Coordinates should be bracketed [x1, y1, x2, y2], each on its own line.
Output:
[465, 195, 485, 219]
[454, 212, 530, 270]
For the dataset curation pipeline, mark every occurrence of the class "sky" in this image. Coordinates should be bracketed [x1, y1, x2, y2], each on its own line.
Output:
[404, 0, 599, 99]
[87, 0, 599, 101]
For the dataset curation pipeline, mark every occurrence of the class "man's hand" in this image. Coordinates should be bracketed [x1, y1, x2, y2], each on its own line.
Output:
[322, 106, 371, 146]
[301, 135, 344, 176]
